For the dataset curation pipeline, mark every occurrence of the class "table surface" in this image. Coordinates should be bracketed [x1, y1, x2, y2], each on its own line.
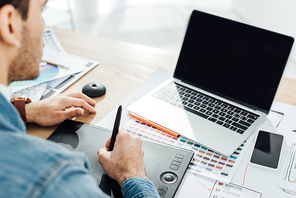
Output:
[27, 27, 296, 139]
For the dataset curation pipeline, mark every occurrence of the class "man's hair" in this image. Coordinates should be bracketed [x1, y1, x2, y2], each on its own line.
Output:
[0, 0, 30, 20]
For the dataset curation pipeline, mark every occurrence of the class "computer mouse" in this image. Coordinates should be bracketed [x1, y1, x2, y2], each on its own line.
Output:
[82, 82, 106, 97]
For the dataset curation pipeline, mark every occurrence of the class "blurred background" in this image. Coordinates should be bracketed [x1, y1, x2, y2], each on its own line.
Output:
[42, 0, 296, 79]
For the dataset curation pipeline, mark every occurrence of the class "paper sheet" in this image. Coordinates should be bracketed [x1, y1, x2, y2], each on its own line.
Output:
[43, 29, 66, 54]
[175, 173, 262, 198]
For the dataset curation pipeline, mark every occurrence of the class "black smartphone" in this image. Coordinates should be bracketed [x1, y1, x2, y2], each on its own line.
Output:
[250, 130, 284, 169]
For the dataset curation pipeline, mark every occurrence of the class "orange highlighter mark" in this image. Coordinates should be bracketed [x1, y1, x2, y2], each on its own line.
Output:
[242, 163, 249, 186]
[129, 112, 179, 138]
[194, 173, 212, 191]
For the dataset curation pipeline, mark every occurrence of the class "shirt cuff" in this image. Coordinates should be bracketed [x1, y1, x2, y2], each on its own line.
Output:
[121, 177, 160, 198]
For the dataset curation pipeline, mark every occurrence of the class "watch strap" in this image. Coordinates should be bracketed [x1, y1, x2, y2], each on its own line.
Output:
[11, 97, 31, 125]
[14, 99, 27, 124]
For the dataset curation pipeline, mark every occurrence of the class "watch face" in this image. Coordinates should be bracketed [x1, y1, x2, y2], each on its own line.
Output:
[11, 96, 32, 103]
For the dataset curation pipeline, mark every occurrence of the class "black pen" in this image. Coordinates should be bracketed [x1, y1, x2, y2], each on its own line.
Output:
[109, 105, 122, 151]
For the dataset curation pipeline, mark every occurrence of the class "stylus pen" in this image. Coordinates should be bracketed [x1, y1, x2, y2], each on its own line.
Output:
[109, 105, 122, 151]
[129, 112, 180, 138]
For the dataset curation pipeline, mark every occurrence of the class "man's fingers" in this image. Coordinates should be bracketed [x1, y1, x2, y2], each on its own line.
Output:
[97, 147, 107, 156]
[65, 98, 97, 114]
[97, 148, 110, 164]
[65, 108, 84, 118]
[105, 136, 111, 149]
[65, 92, 96, 106]
[55, 108, 84, 122]
[106, 127, 128, 149]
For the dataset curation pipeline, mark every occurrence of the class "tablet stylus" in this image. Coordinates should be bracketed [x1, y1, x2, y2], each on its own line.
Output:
[109, 105, 122, 151]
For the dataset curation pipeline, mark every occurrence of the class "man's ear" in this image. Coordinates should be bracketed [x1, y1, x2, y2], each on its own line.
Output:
[0, 4, 22, 48]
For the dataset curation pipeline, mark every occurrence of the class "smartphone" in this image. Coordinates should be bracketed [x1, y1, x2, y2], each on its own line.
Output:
[250, 130, 284, 169]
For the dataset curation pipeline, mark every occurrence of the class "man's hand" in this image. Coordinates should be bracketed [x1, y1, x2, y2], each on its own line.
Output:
[97, 128, 147, 186]
[25, 93, 96, 126]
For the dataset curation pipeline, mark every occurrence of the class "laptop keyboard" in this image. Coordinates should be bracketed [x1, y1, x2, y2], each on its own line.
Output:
[152, 82, 259, 134]
[11, 83, 48, 103]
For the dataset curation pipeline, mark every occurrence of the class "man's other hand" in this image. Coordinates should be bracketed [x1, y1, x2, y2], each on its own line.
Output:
[25, 93, 96, 126]
[97, 128, 147, 186]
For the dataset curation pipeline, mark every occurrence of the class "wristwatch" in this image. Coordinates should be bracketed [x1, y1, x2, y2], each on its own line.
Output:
[11, 96, 32, 124]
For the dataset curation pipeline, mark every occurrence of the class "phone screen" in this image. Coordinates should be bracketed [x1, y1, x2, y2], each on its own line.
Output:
[250, 130, 283, 169]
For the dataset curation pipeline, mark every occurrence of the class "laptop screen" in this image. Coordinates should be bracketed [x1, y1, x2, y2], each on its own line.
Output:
[174, 10, 294, 113]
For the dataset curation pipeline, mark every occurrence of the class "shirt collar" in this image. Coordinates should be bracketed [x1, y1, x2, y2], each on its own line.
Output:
[0, 83, 11, 102]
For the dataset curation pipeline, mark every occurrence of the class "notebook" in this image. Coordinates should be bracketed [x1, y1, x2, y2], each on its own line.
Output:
[47, 120, 194, 198]
[127, 10, 294, 157]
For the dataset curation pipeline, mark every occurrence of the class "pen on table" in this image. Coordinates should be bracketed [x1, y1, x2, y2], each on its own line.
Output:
[109, 105, 122, 151]
[129, 112, 179, 138]
[41, 60, 69, 69]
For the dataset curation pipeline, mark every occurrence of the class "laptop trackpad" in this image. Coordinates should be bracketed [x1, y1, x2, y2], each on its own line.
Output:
[154, 107, 207, 141]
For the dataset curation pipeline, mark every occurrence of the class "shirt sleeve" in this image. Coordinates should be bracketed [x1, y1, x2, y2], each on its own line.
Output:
[41, 161, 111, 198]
[121, 177, 160, 198]
[40, 159, 159, 198]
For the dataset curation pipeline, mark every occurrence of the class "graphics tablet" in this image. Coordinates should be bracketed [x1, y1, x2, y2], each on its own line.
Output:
[47, 120, 194, 198]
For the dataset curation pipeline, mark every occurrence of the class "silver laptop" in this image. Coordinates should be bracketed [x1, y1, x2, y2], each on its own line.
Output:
[128, 10, 294, 157]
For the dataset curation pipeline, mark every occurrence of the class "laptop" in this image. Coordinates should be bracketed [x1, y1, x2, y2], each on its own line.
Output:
[47, 120, 194, 198]
[127, 10, 294, 157]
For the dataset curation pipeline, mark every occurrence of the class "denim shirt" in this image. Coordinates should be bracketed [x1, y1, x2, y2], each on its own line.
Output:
[0, 94, 159, 198]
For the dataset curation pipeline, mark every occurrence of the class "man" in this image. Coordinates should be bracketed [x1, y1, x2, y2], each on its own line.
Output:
[0, 0, 159, 197]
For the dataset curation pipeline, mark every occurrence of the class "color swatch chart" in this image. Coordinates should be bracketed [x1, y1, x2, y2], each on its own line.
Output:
[124, 118, 252, 182]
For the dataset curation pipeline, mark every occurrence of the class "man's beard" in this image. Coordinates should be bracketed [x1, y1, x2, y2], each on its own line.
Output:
[8, 25, 41, 84]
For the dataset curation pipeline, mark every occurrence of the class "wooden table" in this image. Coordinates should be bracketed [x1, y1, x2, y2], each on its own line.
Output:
[27, 27, 296, 139]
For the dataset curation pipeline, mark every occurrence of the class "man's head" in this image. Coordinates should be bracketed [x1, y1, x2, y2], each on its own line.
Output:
[0, 0, 30, 20]
[0, 0, 48, 85]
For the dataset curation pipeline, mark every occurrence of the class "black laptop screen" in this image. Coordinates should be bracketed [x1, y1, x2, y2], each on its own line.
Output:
[174, 10, 294, 113]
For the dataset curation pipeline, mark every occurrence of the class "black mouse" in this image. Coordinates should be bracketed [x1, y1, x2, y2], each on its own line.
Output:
[82, 82, 106, 97]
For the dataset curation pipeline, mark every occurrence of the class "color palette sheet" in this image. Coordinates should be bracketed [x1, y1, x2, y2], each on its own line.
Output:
[124, 118, 252, 183]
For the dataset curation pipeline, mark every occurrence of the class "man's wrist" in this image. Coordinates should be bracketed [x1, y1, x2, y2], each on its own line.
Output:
[25, 103, 35, 123]
[122, 177, 160, 198]
[118, 173, 148, 187]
